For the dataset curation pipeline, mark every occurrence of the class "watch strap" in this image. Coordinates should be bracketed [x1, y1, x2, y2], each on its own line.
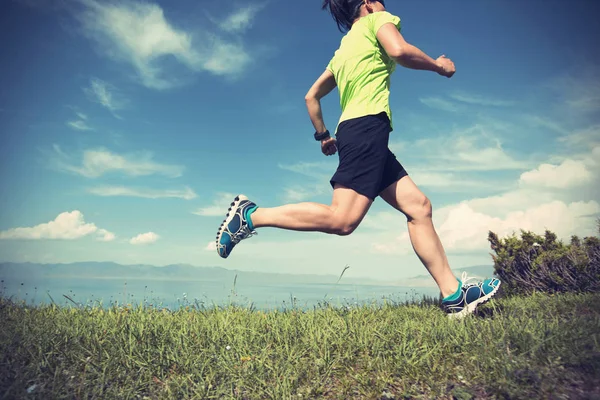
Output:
[314, 130, 330, 141]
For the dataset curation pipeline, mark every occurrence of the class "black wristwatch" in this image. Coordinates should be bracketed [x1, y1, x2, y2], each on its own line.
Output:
[314, 130, 330, 141]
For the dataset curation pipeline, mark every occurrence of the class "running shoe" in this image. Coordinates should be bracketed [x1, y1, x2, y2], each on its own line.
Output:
[442, 272, 501, 319]
[216, 195, 258, 259]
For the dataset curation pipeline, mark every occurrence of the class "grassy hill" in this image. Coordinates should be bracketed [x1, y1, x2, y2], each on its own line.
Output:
[1, 292, 598, 399]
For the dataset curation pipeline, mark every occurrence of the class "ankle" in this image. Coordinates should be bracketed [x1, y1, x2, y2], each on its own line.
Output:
[246, 206, 259, 230]
[441, 279, 461, 300]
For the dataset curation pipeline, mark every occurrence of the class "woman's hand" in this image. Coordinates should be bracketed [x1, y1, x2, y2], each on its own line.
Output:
[436, 55, 456, 78]
[321, 137, 337, 156]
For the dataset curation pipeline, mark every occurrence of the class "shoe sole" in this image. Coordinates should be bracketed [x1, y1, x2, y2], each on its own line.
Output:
[215, 195, 247, 259]
[447, 281, 501, 320]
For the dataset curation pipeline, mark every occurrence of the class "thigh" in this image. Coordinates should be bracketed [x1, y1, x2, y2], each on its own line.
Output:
[331, 183, 373, 225]
[379, 176, 428, 218]
[377, 149, 409, 194]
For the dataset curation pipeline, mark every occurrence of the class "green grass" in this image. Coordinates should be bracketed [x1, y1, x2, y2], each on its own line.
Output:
[1, 293, 599, 399]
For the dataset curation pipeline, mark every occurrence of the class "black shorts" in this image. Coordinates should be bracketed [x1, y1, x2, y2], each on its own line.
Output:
[330, 112, 408, 200]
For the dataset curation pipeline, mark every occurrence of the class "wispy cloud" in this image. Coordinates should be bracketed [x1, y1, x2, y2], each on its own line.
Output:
[393, 125, 529, 172]
[0, 211, 115, 241]
[408, 171, 509, 191]
[67, 119, 93, 131]
[84, 78, 126, 117]
[51, 145, 184, 178]
[219, 4, 263, 33]
[278, 162, 336, 201]
[419, 97, 461, 112]
[77, 1, 256, 89]
[130, 232, 159, 245]
[546, 67, 600, 114]
[523, 114, 568, 135]
[420, 91, 515, 112]
[88, 185, 197, 200]
[278, 161, 335, 180]
[192, 192, 236, 217]
[66, 109, 93, 131]
[449, 91, 515, 107]
[283, 183, 330, 202]
[559, 125, 600, 149]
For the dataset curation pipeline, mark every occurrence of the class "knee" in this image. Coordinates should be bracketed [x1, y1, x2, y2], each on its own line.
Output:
[330, 218, 359, 236]
[408, 196, 432, 222]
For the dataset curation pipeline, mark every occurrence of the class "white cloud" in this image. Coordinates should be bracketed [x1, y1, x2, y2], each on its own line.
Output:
[420, 92, 514, 113]
[205, 241, 216, 251]
[283, 183, 331, 202]
[392, 125, 529, 172]
[130, 232, 159, 245]
[419, 97, 461, 112]
[52, 146, 184, 178]
[97, 229, 116, 242]
[67, 119, 93, 131]
[202, 39, 251, 76]
[361, 211, 404, 231]
[449, 92, 515, 107]
[84, 78, 126, 117]
[408, 171, 508, 191]
[279, 127, 522, 198]
[436, 200, 600, 252]
[76, 112, 88, 120]
[278, 161, 335, 180]
[367, 145, 600, 255]
[519, 159, 593, 189]
[192, 192, 237, 217]
[278, 162, 336, 201]
[0, 211, 115, 241]
[78, 1, 254, 89]
[88, 185, 197, 200]
[219, 4, 263, 33]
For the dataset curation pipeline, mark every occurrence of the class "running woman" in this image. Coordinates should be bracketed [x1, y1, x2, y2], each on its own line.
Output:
[215, 0, 500, 318]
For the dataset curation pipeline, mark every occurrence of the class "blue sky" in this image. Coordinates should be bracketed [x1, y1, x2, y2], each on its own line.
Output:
[1, 0, 599, 282]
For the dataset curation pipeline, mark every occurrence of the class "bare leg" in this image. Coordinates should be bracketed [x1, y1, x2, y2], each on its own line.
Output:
[379, 176, 459, 298]
[251, 184, 373, 235]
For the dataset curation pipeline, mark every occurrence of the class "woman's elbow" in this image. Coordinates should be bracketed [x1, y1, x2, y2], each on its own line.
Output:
[305, 93, 317, 104]
[387, 45, 406, 61]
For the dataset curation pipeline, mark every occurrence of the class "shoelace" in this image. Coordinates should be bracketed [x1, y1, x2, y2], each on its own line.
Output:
[460, 271, 479, 289]
[231, 225, 257, 245]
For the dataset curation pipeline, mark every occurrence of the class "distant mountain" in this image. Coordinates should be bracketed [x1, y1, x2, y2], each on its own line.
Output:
[0, 262, 495, 288]
[0, 262, 386, 286]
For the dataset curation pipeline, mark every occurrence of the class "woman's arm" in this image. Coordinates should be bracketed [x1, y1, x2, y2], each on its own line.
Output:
[376, 23, 455, 77]
[305, 69, 337, 133]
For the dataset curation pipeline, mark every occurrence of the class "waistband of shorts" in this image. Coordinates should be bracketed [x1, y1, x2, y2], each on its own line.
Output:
[336, 112, 390, 134]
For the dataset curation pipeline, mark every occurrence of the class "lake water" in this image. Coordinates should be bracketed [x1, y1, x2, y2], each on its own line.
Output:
[0, 276, 441, 311]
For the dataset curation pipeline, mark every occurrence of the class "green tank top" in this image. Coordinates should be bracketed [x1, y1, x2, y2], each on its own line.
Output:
[326, 11, 401, 133]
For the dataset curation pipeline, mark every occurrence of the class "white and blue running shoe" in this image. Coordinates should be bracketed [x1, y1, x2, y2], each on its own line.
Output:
[216, 195, 258, 259]
[442, 272, 501, 319]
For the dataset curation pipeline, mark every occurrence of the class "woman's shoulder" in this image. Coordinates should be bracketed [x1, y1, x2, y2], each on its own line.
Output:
[359, 11, 401, 31]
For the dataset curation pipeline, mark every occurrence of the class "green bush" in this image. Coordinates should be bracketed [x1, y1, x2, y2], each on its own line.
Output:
[488, 220, 600, 296]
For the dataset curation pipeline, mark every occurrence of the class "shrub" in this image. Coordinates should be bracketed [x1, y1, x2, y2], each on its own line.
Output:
[488, 220, 600, 296]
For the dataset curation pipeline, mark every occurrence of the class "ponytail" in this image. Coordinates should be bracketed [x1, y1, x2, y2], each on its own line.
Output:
[321, 0, 364, 32]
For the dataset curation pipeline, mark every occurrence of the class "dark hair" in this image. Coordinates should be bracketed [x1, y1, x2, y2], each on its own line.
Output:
[322, 0, 385, 32]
